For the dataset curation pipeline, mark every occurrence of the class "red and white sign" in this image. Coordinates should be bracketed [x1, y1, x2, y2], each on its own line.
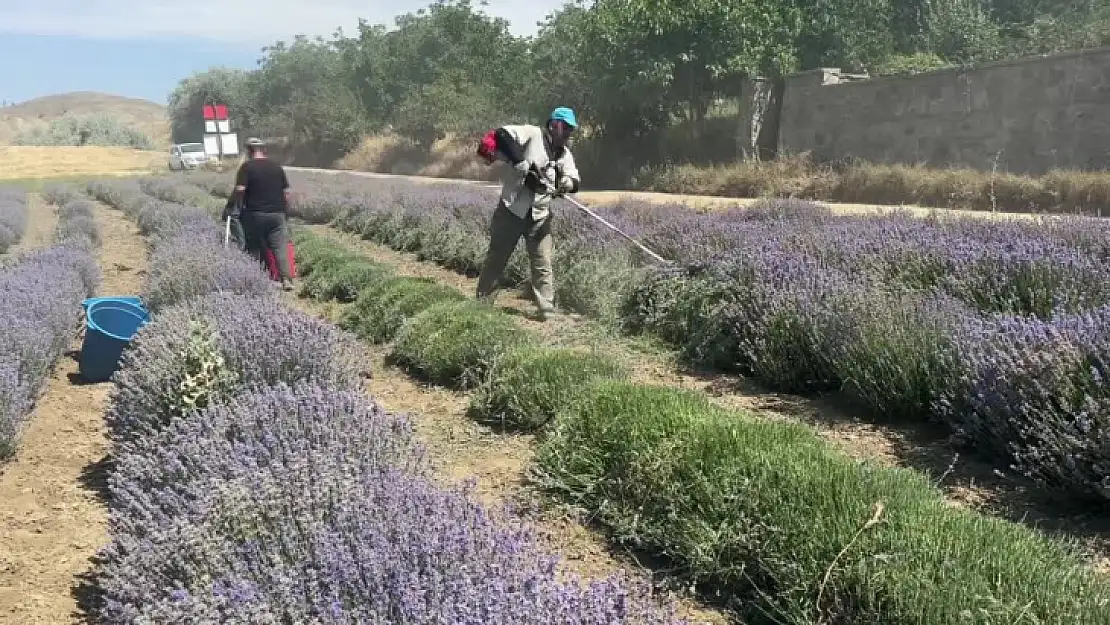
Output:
[202, 104, 229, 120]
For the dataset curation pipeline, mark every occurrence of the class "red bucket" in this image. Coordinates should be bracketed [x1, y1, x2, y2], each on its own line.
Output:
[264, 241, 297, 281]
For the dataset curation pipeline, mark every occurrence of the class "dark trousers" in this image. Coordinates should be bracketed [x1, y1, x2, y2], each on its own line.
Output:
[475, 205, 554, 311]
[241, 210, 292, 280]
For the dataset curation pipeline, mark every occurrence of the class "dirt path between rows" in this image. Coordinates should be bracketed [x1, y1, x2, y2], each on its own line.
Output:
[284, 278, 729, 624]
[304, 223, 1110, 574]
[7, 194, 58, 258]
[0, 201, 148, 624]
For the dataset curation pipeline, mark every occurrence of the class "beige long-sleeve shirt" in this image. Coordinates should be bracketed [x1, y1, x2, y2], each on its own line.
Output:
[495, 124, 580, 221]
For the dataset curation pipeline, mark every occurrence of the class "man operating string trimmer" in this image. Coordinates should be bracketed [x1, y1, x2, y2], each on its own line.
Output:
[475, 106, 581, 320]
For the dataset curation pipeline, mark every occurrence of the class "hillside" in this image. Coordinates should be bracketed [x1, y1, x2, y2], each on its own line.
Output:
[0, 91, 170, 148]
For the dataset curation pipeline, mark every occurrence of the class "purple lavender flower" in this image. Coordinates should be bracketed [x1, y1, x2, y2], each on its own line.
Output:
[0, 212, 99, 457]
[97, 382, 685, 624]
[106, 292, 369, 446]
[0, 187, 28, 254]
[141, 232, 275, 311]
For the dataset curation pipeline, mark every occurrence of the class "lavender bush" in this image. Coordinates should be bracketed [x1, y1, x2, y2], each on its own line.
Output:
[88, 179, 149, 219]
[936, 305, 1110, 499]
[106, 292, 368, 446]
[41, 183, 81, 207]
[98, 382, 683, 624]
[142, 232, 274, 311]
[391, 300, 538, 389]
[57, 197, 95, 221]
[537, 380, 1110, 624]
[93, 178, 274, 310]
[0, 226, 99, 457]
[53, 197, 101, 249]
[138, 176, 223, 214]
[0, 187, 28, 254]
[92, 179, 212, 242]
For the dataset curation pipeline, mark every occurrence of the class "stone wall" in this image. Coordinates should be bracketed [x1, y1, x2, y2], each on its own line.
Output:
[778, 47, 1110, 175]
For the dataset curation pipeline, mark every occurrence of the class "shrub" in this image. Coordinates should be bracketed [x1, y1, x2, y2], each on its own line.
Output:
[138, 176, 222, 214]
[98, 381, 682, 624]
[341, 276, 465, 344]
[142, 233, 274, 311]
[0, 187, 28, 254]
[290, 229, 354, 277]
[135, 199, 213, 244]
[41, 183, 80, 207]
[468, 347, 629, 431]
[0, 244, 98, 457]
[88, 179, 148, 218]
[106, 292, 368, 445]
[54, 215, 100, 249]
[299, 258, 393, 302]
[535, 381, 1110, 624]
[11, 112, 154, 150]
[56, 198, 95, 221]
[390, 300, 536, 388]
[936, 305, 1110, 501]
[828, 290, 969, 420]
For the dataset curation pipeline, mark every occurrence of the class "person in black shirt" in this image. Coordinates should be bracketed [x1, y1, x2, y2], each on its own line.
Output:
[229, 137, 294, 290]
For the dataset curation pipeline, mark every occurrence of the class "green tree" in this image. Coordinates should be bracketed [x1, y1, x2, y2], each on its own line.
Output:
[162, 0, 1108, 173]
[166, 67, 255, 144]
[250, 35, 367, 164]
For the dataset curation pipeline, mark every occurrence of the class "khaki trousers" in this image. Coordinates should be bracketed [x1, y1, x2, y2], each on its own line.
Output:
[475, 204, 554, 311]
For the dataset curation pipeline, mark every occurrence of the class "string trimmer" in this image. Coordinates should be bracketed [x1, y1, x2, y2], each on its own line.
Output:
[559, 194, 669, 264]
[526, 163, 669, 264]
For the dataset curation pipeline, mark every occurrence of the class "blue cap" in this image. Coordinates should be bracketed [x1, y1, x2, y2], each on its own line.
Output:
[549, 106, 578, 129]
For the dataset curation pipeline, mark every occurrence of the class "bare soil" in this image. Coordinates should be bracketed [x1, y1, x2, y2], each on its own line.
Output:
[304, 224, 1110, 574]
[0, 200, 148, 624]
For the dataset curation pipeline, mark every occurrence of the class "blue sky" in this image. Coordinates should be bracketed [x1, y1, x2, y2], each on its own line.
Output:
[0, 1, 564, 106]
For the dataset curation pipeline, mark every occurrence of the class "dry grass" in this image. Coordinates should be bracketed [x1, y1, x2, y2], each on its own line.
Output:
[336, 132, 500, 182]
[0, 92, 170, 148]
[634, 153, 1110, 216]
[338, 132, 1110, 215]
[0, 146, 162, 180]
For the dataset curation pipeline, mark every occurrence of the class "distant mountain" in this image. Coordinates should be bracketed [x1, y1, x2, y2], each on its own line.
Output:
[0, 91, 169, 147]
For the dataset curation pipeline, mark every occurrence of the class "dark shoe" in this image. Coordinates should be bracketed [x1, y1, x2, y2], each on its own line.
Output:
[281, 279, 294, 292]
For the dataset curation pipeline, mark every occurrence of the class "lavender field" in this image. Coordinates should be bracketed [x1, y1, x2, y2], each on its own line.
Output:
[171, 169, 1110, 505]
[80, 171, 1110, 624]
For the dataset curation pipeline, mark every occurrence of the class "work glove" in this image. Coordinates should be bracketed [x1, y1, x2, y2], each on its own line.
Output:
[557, 177, 575, 195]
[512, 159, 531, 175]
[523, 163, 555, 194]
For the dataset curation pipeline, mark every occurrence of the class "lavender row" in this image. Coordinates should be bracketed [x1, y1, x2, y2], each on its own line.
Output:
[88, 180, 687, 623]
[88, 179, 274, 311]
[0, 187, 29, 254]
[0, 193, 100, 458]
[184, 169, 1110, 319]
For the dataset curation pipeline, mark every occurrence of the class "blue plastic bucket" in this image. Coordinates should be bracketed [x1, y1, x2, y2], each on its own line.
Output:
[82, 296, 147, 315]
[78, 300, 151, 383]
